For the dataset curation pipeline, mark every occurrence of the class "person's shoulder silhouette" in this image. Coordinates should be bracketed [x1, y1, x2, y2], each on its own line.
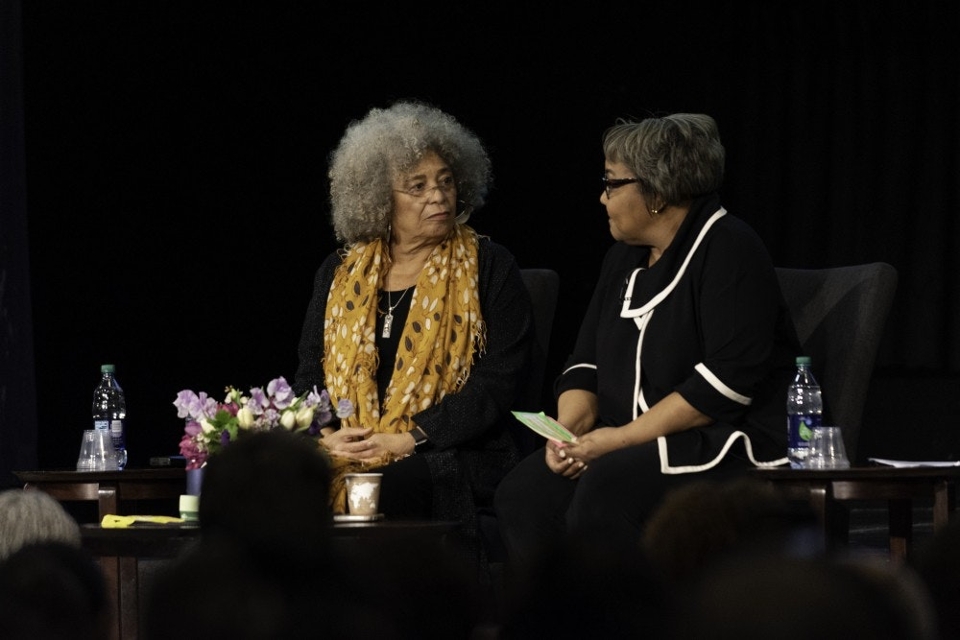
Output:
[0, 541, 111, 640]
[144, 430, 402, 639]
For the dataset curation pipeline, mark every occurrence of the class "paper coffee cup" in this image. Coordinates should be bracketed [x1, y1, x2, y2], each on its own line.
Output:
[344, 473, 383, 516]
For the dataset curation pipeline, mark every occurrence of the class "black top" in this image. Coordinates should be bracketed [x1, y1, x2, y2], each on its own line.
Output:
[375, 285, 414, 403]
[556, 194, 801, 471]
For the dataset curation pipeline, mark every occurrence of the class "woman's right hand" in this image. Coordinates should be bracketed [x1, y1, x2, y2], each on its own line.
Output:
[544, 440, 587, 479]
[322, 426, 374, 454]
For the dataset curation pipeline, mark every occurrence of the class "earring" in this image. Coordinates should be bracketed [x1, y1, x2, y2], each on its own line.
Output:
[455, 200, 473, 223]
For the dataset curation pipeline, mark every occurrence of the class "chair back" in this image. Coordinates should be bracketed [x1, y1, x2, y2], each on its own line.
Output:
[478, 269, 559, 565]
[776, 262, 898, 462]
[511, 269, 560, 453]
[516, 269, 560, 406]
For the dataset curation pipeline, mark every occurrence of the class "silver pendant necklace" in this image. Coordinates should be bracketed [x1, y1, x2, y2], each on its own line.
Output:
[381, 286, 411, 338]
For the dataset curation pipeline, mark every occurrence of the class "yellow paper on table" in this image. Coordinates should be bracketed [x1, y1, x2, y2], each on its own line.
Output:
[101, 514, 185, 528]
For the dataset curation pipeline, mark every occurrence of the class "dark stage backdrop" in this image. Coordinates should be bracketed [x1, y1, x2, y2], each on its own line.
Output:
[3, 2, 959, 480]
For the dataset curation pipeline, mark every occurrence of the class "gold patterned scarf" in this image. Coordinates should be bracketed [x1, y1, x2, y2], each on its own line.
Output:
[322, 223, 486, 513]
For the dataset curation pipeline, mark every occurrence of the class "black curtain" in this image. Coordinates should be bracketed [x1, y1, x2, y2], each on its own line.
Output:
[0, 0, 37, 487]
[719, 3, 960, 372]
[10, 2, 960, 469]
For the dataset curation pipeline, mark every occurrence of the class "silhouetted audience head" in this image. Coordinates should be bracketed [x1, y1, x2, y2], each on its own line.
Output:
[641, 477, 819, 585]
[147, 430, 520, 638]
[145, 429, 401, 639]
[143, 531, 395, 640]
[497, 538, 670, 639]
[338, 532, 486, 640]
[0, 488, 82, 560]
[670, 553, 937, 640]
[198, 428, 333, 560]
[0, 541, 111, 640]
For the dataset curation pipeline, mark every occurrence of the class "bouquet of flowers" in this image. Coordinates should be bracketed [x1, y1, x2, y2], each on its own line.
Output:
[173, 376, 352, 470]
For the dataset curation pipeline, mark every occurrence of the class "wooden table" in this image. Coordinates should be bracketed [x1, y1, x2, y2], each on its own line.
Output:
[81, 519, 460, 640]
[754, 465, 960, 560]
[14, 468, 186, 522]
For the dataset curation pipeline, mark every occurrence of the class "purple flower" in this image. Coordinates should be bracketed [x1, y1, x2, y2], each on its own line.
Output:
[174, 390, 218, 420]
[336, 399, 354, 419]
[247, 387, 269, 414]
[262, 407, 280, 426]
[314, 407, 332, 427]
[173, 390, 198, 419]
[184, 420, 203, 437]
[305, 386, 329, 408]
[267, 377, 294, 410]
[179, 435, 205, 469]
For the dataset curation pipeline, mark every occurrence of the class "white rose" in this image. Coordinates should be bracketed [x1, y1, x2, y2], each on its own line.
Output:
[295, 406, 315, 429]
[236, 407, 256, 430]
[280, 409, 297, 430]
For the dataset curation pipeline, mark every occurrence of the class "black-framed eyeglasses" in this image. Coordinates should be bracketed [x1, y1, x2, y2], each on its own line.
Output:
[601, 176, 641, 199]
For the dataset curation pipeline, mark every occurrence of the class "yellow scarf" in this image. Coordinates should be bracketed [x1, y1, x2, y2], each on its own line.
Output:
[322, 223, 486, 513]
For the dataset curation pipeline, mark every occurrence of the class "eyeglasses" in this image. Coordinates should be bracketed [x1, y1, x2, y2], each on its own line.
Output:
[601, 176, 641, 199]
[394, 175, 456, 201]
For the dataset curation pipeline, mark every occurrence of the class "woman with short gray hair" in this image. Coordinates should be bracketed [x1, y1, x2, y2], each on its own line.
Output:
[0, 489, 81, 561]
[496, 113, 802, 565]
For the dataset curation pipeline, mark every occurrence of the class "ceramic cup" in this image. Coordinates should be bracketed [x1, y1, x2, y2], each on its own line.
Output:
[179, 494, 200, 522]
[344, 473, 383, 516]
[76, 429, 118, 472]
[806, 426, 851, 469]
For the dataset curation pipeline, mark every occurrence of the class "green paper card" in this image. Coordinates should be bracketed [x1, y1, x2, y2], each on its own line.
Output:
[511, 411, 577, 444]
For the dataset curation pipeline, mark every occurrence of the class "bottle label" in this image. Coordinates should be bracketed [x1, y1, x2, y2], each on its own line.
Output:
[787, 414, 822, 448]
[108, 419, 126, 447]
[93, 419, 110, 431]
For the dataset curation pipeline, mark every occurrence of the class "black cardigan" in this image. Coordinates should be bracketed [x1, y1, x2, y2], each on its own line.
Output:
[556, 194, 800, 472]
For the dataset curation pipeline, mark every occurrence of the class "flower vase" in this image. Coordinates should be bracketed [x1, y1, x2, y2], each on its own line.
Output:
[186, 466, 204, 496]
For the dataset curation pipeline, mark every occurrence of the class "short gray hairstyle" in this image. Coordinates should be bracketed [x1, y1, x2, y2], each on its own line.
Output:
[0, 489, 81, 560]
[602, 113, 725, 206]
[327, 100, 493, 244]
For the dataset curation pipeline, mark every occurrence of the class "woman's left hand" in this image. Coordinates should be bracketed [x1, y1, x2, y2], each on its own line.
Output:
[330, 432, 411, 461]
[546, 440, 587, 479]
[563, 427, 624, 464]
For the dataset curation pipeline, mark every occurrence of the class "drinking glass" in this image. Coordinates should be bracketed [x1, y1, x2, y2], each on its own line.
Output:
[806, 426, 850, 469]
[76, 429, 118, 471]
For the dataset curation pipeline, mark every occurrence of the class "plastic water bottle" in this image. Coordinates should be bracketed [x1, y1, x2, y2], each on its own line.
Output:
[92, 364, 127, 470]
[786, 356, 822, 468]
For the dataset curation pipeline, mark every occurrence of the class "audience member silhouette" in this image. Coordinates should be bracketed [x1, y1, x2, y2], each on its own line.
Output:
[670, 552, 937, 640]
[143, 429, 381, 639]
[641, 477, 820, 586]
[914, 518, 960, 639]
[198, 427, 333, 554]
[0, 488, 82, 560]
[146, 429, 499, 639]
[495, 537, 671, 639]
[0, 541, 111, 640]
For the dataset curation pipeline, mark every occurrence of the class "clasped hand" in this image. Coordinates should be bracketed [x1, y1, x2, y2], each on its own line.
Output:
[323, 426, 410, 460]
[545, 427, 621, 479]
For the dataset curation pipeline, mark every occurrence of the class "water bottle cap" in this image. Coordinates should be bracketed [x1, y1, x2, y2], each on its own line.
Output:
[101, 364, 115, 373]
[795, 356, 812, 365]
